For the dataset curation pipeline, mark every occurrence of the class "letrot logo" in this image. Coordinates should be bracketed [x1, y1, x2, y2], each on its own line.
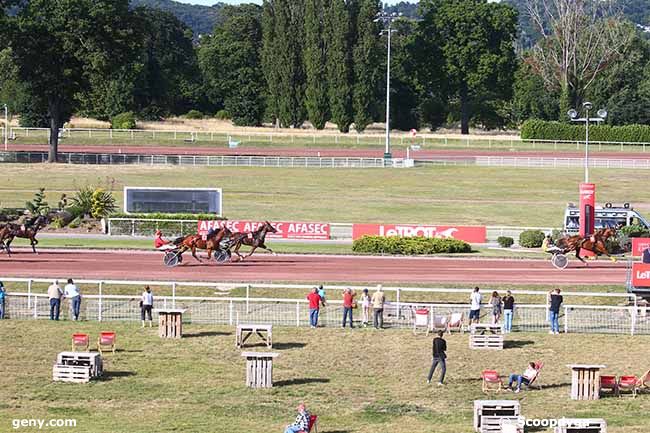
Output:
[378, 225, 459, 238]
[352, 223, 487, 243]
[632, 263, 650, 287]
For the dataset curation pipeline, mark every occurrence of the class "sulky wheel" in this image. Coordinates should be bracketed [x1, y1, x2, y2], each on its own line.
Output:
[214, 249, 231, 264]
[163, 250, 181, 267]
[551, 253, 569, 270]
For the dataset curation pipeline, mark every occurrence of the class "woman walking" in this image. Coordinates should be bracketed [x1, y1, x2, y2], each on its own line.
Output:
[489, 291, 502, 325]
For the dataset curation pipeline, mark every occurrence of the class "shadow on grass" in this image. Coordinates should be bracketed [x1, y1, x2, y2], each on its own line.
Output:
[115, 349, 143, 353]
[273, 342, 307, 350]
[504, 340, 535, 349]
[535, 382, 571, 390]
[98, 371, 136, 381]
[184, 331, 232, 338]
[275, 378, 330, 387]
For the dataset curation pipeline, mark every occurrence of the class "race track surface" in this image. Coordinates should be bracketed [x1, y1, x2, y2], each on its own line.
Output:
[0, 250, 627, 285]
[8, 143, 650, 161]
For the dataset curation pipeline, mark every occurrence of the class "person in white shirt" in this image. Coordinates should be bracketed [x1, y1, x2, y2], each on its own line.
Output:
[469, 286, 482, 325]
[507, 362, 539, 393]
[141, 286, 154, 327]
[64, 278, 81, 321]
[47, 280, 63, 321]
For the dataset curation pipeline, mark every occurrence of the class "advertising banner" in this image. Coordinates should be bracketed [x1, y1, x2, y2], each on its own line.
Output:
[632, 238, 650, 257]
[198, 220, 330, 240]
[352, 224, 486, 243]
[632, 263, 650, 287]
[579, 183, 596, 237]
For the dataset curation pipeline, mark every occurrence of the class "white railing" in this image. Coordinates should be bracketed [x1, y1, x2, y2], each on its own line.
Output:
[476, 156, 650, 169]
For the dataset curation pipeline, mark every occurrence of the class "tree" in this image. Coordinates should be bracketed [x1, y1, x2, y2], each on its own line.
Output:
[386, 19, 420, 131]
[511, 59, 560, 124]
[325, 0, 353, 132]
[418, 0, 518, 134]
[199, 5, 266, 126]
[304, 0, 329, 129]
[8, 0, 138, 162]
[352, 0, 381, 132]
[525, 0, 631, 116]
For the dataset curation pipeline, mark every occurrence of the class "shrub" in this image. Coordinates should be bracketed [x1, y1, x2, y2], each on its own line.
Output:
[90, 188, 117, 218]
[521, 119, 650, 143]
[25, 188, 50, 215]
[518, 230, 545, 248]
[185, 109, 204, 119]
[111, 112, 136, 130]
[50, 216, 65, 229]
[352, 236, 471, 255]
[215, 109, 231, 120]
[497, 236, 514, 248]
[620, 224, 650, 238]
[110, 213, 225, 220]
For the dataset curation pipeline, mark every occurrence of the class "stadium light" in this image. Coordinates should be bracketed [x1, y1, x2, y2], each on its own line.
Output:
[2, 103, 7, 151]
[567, 101, 607, 183]
[375, 11, 402, 163]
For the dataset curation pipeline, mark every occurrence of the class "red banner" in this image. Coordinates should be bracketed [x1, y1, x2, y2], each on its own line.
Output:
[579, 183, 596, 237]
[632, 238, 650, 257]
[197, 220, 330, 240]
[632, 263, 650, 287]
[352, 224, 486, 243]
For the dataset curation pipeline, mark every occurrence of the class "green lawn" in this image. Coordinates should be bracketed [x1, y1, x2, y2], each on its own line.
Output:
[1, 164, 649, 226]
[1, 320, 649, 433]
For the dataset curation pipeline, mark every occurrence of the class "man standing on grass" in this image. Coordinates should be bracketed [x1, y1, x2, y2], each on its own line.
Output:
[307, 287, 322, 328]
[64, 278, 81, 321]
[469, 287, 482, 325]
[371, 285, 386, 329]
[427, 330, 447, 386]
[549, 288, 563, 334]
[0, 281, 5, 319]
[48, 280, 63, 321]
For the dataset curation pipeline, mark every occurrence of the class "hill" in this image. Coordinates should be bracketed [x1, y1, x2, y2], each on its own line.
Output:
[130, 0, 224, 36]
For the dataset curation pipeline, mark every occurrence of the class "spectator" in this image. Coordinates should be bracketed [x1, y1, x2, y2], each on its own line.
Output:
[371, 285, 386, 329]
[427, 330, 447, 385]
[64, 278, 81, 321]
[141, 286, 154, 328]
[47, 280, 63, 321]
[503, 290, 515, 333]
[507, 362, 538, 393]
[469, 287, 482, 325]
[490, 291, 502, 325]
[307, 288, 322, 328]
[317, 285, 327, 307]
[342, 288, 356, 328]
[283, 403, 310, 433]
[0, 281, 5, 319]
[360, 288, 371, 327]
[549, 288, 563, 335]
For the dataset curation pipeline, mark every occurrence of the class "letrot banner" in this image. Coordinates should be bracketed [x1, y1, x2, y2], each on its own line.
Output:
[198, 220, 330, 240]
[632, 263, 650, 287]
[352, 224, 487, 243]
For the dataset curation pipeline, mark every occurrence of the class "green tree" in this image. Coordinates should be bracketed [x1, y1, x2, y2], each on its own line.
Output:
[511, 59, 560, 124]
[199, 5, 266, 126]
[325, 0, 353, 132]
[7, 0, 138, 162]
[418, 0, 518, 134]
[352, 0, 381, 132]
[261, 1, 280, 124]
[386, 19, 420, 131]
[304, 0, 329, 129]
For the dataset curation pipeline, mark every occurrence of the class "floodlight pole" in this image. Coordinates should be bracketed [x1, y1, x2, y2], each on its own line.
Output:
[584, 105, 590, 183]
[376, 12, 400, 163]
[3, 104, 7, 151]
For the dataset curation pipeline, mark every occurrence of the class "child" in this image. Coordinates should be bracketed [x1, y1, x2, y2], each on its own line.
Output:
[317, 285, 327, 307]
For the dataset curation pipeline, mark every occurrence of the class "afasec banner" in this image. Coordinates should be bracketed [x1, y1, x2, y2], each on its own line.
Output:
[197, 220, 330, 240]
[352, 224, 487, 243]
[632, 263, 650, 287]
[632, 238, 650, 257]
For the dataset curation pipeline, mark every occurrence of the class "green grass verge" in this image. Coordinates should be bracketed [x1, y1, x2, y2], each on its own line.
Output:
[1, 320, 649, 433]
[2, 164, 649, 227]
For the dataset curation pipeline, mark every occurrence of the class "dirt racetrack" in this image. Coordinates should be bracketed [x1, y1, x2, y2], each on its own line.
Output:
[1, 250, 627, 285]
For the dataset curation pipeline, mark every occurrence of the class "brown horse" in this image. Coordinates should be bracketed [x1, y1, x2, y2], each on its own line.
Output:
[557, 228, 617, 265]
[1, 214, 50, 255]
[173, 226, 232, 264]
[231, 221, 278, 261]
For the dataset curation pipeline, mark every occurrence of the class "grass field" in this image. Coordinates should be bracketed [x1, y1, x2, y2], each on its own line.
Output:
[1, 320, 649, 433]
[1, 164, 649, 227]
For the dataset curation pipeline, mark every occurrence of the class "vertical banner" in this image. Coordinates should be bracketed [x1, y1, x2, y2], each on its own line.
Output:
[579, 183, 596, 237]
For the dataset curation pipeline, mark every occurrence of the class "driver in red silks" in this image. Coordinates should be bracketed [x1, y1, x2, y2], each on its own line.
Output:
[154, 230, 174, 250]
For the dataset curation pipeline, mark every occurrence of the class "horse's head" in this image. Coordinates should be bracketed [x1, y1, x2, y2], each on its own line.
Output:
[601, 227, 616, 240]
[264, 221, 277, 233]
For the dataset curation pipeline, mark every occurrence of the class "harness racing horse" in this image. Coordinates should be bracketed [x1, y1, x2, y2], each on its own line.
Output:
[2, 214, 50, 255]
[557, 228, 617, 265]
[231, 221, 277, 261]
[172, 226, 232, 264]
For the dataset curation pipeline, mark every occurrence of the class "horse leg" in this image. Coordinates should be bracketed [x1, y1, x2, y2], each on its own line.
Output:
[575, 247, 588, 266]
[233, 241, 244, 261]
[5, 237, 14, 257]
[244, 245, 258, 259]
[31, 236, 38, 254]
[191, 245, 203, 264]
[259, 243, 276, 256]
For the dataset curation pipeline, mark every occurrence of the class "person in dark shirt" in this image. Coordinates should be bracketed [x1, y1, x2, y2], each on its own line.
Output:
[549, 289, 563, 334]
[427, 331, 447, 385]
[503, 291, 515, 333]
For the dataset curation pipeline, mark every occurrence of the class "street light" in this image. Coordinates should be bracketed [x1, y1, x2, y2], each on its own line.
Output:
[2, 104, 7, 151]
[567, 102, 607, 183]
[375, 11, 401, 162]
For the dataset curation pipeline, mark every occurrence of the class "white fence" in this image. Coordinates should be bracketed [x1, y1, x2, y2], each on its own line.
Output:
[476, 156, 650, 169]
[1, 278, 646, 335]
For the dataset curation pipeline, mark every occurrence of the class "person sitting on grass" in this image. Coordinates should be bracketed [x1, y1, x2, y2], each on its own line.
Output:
[284, 403, 310, 433]
[507, 362, 538, 393]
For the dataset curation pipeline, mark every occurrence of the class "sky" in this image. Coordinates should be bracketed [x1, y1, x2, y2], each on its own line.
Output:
[177, 0, 418, 5]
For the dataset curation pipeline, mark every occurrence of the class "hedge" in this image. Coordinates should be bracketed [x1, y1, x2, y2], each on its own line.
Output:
[519, 230, 545, 248]
[521, 119, 650, 143]
[110, 213, 226, 221]
[111, 112, 136, 130]
[497, 236, 514, 248]
[352, 236, 471, 255]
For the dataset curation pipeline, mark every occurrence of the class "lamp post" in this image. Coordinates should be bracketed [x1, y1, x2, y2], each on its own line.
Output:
[375, 11, 401, 162]
[567, 102, 608, 183]
[568, 102, 607, 237]
[2, 104, 7, 151]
